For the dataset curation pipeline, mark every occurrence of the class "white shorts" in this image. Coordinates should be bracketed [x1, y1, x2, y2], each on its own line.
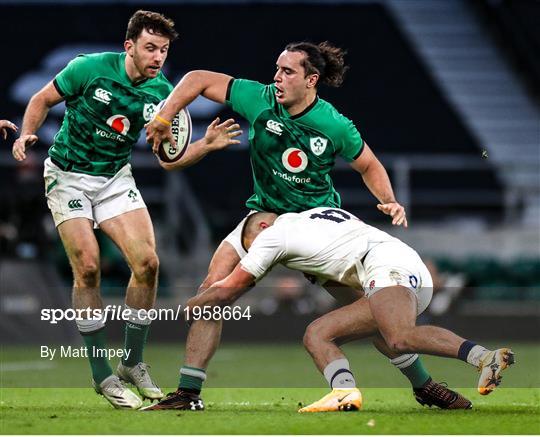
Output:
[223, 210, 259, 258]
[361, 241, 433, 315]
[43, 158, 146, 227]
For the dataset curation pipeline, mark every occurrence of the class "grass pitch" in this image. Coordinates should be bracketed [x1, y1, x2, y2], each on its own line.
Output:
[1, 342, 539, 434]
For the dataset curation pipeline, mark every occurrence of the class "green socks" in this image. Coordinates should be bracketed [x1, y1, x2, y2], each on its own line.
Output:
[391, 354, 431, 388]
[80, 328, 113, 385]
[122, 322, 150, 367]
[179, 366, 207, 393]
[122, 305, 152, 367]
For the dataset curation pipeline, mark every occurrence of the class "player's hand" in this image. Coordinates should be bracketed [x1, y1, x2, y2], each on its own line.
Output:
[12, 134, 38, 161]
[145, 117, 175, 154]
[377, 202, 408, 227]
[204, 117, 242, 151]
[0, 120, 17, 140]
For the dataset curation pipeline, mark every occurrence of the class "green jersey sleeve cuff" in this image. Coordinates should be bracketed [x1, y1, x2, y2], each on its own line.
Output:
[351, 141, 365, 161]
[225, 78, 235, 105]
[53, 78, 66, 97]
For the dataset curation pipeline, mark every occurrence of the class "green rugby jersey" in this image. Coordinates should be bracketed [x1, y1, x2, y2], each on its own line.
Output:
[51, 52, 173, 176]
[226, 79, 364, 214]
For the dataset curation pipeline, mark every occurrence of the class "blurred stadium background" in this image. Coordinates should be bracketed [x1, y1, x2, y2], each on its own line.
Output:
[0, 0, 538, 385]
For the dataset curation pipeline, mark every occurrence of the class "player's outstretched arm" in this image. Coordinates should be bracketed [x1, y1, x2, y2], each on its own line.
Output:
[146, 70, 233, 154]
[158, 117, 242, 171]
[12, 81, 63, 161]
[186, 265, 255, 311]
[350, 143, 407, 227]
[0, 120, 17, 140]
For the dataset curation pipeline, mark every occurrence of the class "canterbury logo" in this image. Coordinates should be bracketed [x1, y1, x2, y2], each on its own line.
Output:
[68, 199, 83, 209]
[265, 120, 283, 136]
[93, 88, 112, 105]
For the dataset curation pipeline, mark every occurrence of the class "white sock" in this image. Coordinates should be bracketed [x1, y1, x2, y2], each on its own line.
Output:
[390, 353, 418, 369]
[467, 345, 489, 367]
[323, 358, 356, 389]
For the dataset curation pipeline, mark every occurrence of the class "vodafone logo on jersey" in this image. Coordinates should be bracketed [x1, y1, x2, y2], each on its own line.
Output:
[106, 115, 130, 136]
[282, 148, 308, 173]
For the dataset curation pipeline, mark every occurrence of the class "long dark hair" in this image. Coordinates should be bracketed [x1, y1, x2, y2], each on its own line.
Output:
[284, 41, 348, 87]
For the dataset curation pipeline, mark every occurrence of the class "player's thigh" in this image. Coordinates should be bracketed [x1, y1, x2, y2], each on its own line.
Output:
[368, 285, 417, 341]
[44, 158, 94, 227]
[307, 297, 378, 344]
[199, 240, 241, 292]
[322, 281, 363, 306]
[99, 208, 156, 268]
[57, 218, 100, 273]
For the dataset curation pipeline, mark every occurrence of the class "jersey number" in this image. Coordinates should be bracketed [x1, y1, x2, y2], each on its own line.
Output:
[310, 209, 351, 223]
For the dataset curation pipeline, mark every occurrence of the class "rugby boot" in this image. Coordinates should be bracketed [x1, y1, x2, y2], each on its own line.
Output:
[477, 348, 515, 395]
[117, 362, 164, 400]
[298, 388, 362, 412]
[93, 374, 143, 409]
[141, 389, 205, 411]
[414, 378, 472, 409]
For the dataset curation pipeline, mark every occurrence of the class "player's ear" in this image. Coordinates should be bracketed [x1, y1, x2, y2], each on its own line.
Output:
[307, 74, 319, 89]
[124, 39, 134, 56]
[260, 222, 269, 230]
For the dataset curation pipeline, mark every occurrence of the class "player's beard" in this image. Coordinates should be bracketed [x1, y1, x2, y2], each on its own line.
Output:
[133, 51, 160, 79]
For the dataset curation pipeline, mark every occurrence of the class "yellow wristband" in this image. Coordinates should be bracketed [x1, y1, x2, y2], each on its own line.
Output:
[155, 114, 172, 126]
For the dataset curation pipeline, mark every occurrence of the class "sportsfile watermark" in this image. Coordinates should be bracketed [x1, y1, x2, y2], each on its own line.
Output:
[40, 304, 252, 324]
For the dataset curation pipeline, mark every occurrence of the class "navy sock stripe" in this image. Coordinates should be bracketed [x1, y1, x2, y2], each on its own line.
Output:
[458, 340, 477, 362]
[330, 369, 354, 387]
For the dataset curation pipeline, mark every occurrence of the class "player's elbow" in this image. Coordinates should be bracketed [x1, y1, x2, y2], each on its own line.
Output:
[183, 70, 211, 90]
[29, 92, 51, 111]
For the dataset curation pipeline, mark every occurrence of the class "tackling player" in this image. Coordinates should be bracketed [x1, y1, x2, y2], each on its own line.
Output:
[172, 208, 514, 412]
[11, 10, 240, 409]
[145, 42, 469, 410]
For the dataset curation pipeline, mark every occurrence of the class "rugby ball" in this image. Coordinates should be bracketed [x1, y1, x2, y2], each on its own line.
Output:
[154, 100, 192, 163]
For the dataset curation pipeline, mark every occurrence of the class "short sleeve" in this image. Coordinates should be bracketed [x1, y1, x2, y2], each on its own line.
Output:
[240, 226, 287, 281]
[336, 119, 364, 162]
[54, 55, 93, 98]
[226, 79, 272, 124]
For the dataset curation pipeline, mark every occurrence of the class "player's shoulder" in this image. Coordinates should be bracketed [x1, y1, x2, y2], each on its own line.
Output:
[74, 51, 120, 65]
[63, 52, 121, 75]
[231, 78, 275, 103]
[299, 97, 359, 143]
[313, 98, 358, 136]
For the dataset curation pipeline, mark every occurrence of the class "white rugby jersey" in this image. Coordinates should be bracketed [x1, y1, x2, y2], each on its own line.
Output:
[240, 207, 399, 288]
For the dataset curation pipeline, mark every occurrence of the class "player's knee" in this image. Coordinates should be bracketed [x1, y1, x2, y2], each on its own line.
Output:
[386, 332, 414, 354]
[74, 261, 100, 288]
[303, 320, 329, 352]
[133, 251, 159, 283]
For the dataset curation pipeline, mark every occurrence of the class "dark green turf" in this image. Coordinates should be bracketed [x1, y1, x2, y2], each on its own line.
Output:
[1, 388, 538, 434]
[1, 343, 539, 434]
